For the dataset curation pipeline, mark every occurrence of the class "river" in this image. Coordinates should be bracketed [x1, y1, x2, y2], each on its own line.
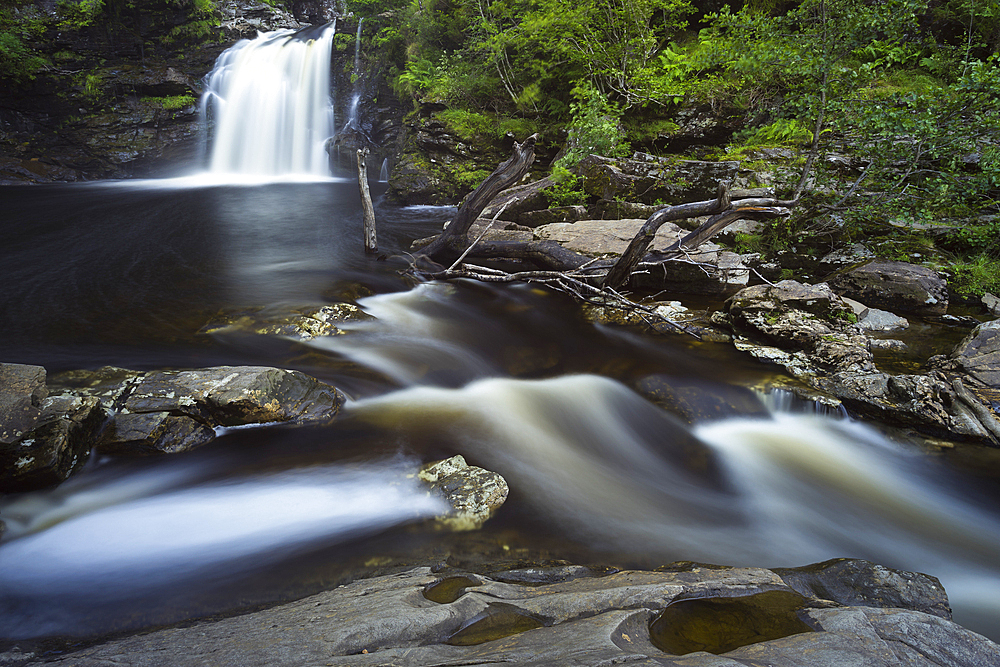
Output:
[1, 178, 999, 649]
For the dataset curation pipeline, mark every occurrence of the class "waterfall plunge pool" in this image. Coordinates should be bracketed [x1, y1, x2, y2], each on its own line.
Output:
[2, 180, 1000, 650]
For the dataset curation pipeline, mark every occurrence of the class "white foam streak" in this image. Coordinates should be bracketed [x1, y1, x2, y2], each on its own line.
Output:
[0, 457, 446, 620]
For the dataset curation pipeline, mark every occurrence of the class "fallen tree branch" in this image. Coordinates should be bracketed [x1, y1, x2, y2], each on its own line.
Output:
[602, 186, 798, 290]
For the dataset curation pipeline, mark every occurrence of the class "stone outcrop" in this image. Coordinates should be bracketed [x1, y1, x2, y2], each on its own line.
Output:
[534, 218, 749, 295]
[825, 258, 949, 317]
[5, 559, 994, 667]
[712, 281, 1000, 443]
[579, 153, 740, 205]
[0, 364, 107, 492]
[950, 319, 1000, 388]
[418, 455, 509, 531]
[0, 364, 346, 491]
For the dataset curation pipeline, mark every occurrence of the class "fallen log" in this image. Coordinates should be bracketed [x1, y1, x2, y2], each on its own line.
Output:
[416, 134, 539, 262]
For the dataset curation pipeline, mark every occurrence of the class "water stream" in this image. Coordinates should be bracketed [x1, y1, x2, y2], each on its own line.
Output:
[1, 25, 999, 651]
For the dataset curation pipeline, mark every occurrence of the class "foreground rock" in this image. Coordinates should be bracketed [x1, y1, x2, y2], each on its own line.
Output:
[6, 559, 995, 667]
[0, 364, 346, 492]
[418, 455, 509, 531]
[0, 364, 106, 492]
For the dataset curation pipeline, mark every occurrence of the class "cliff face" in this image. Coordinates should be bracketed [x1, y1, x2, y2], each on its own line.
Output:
[0, 0, 337, 183]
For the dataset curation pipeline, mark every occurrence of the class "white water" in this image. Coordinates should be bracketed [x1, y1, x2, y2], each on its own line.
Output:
[0, 454, 446, 638]
[345, 375, 1000, 638]
[201, 24, 336, 176]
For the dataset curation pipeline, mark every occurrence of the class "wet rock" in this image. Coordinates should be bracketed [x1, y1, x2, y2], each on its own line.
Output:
[951, 319, 1000, 388]
[0, 394, 106, 493]
[23, 561, 998, 667]
[826, 258, 949, 317]
[46, 365, 346, 459]
[774, 558, 951, 620]
[418, 455, 509, 531]
[123, 366, 344, 428]
[199, 303, 372, 340]
[635, 375, 769, 423]
[99, 411, 216, 456]
[721, 280, 875, 375]
[813, 371, 992, 441]
[0, 363, 48, 444]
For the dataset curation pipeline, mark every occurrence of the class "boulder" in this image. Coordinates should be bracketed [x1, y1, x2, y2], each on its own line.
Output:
[517, 206, 588, 228]
[418, 455, 509, 531]
[813, 371, 993, 441]
[721, 280, 875, 375]
[982, 293, 1000, 317]
[826, 259, 949, 317]
[0, 393, 106, 493]
[951, 319, 1000, 388]
[534, 219, 749, 295]
[579, 154, 740, 205]
[47, 365, 347, 458]
[12, 560, 996, 667]
[0, 363, 47, 444]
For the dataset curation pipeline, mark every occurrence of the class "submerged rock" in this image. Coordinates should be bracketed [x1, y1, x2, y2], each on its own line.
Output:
[15, 560, 996, 666]
[200, 303, 371, 340]
[418, 455, 509, 531]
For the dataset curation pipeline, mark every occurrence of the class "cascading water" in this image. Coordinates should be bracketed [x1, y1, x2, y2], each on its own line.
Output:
[200, 22, 337, 177]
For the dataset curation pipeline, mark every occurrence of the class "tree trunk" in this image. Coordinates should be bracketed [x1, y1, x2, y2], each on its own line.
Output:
[417, 134, 539, 262]
[357, 147, 377, 255]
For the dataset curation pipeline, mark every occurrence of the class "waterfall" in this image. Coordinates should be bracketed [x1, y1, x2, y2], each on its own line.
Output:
[379, 158, 389, 182]
[201, 22, 336, 177]
[353, 18, 363, 74]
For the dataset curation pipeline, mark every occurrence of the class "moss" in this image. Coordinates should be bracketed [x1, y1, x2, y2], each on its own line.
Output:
[141, 94, 197, 110]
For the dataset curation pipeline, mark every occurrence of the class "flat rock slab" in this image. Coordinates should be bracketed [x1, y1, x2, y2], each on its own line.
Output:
[535, 218, 685, 256]
[7, 560, 996, 667]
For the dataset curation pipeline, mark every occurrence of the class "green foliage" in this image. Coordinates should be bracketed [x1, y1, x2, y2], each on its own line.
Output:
[438, 108, 503, 142]
[0, 30, 47, 83]
[141, 94, 197, 110]
[544, 165, 586, 206]
[735, 118, 814, 148]
[57, 0, 105, 30]
[555, 81, 630, 169]
[948, 255, 1000, 296]
[453, 167, 492, 191]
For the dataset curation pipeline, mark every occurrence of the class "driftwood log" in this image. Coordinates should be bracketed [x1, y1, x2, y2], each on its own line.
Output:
[357, 147, 378, 255]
